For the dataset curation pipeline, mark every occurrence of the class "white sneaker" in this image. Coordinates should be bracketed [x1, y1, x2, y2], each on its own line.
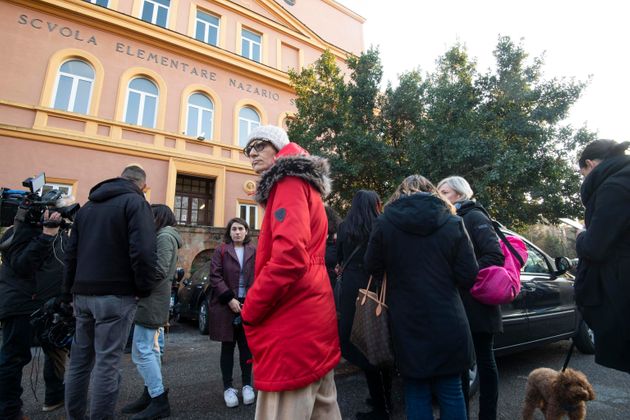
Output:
[224, 387, 239, 408]
[242, 385, 256, 405]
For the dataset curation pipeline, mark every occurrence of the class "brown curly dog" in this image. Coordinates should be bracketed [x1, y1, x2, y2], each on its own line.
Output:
[522, 367, 595, 420]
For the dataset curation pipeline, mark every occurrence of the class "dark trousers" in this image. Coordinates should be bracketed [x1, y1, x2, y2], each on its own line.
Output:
[0, 314, 65, 418]
[461, 332, 499, 420]
[220, 324, 252, 389]
[42, 345, 66, 405]
[0, 315, 32, 419]
[365, 367, 392, 413]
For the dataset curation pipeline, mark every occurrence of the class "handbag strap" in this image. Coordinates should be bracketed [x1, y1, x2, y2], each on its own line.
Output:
[362, 274, 388, 316]
[376, 274, 387, 316]
[339, 243, 362, 275]
[492, 221, 525, 267]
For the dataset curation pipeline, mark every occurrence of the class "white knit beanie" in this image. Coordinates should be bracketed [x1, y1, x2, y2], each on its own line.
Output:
[245, 125, 289, 152]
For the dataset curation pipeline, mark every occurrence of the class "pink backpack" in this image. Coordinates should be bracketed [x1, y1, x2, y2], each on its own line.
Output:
[470, 230, 528, 306]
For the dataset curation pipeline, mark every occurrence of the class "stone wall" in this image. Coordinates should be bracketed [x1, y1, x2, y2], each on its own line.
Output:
[176, 225, 259, 277]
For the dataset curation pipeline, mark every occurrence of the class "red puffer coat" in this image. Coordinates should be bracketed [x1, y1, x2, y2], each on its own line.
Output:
[241, 143, 340, 392]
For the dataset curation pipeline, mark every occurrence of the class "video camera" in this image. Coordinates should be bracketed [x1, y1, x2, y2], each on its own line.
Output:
[30, 297, 75, 350]
[0, 172, 80, 228]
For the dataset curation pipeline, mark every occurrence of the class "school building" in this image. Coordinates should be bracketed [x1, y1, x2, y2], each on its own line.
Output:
[0, 0, 364, 272]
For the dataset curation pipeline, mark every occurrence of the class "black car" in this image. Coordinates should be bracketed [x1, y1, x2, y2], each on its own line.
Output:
[468, 229, 594, 394]
[173, 261, 212, 334]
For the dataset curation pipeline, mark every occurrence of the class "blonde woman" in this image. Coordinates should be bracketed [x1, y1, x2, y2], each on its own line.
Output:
[365, 175, 478, 420]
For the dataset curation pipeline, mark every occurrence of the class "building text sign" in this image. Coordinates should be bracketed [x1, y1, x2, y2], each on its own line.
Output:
[17, 12, 284, 103]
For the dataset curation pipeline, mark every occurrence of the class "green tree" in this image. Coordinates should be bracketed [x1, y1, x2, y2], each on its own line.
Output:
[288, 49, 396, 210]
[289, 37, 595, 225]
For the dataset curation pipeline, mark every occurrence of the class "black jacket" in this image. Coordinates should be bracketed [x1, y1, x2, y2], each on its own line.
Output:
[365, 193, 479, 379]
[575, 155, 630, 373]
[456, 200, 504, 334]
[64, 177, 157, 297]
[0, 224, 58, 319]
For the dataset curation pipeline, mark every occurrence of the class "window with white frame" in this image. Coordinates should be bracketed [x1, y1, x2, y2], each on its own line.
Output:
[140, 0, 170, 28]
[52, 60, 94, 114]
[195, 11, 219, 46]
[124, 77, 158, 128]
[239, 203, 258, 229]
[85, 0, 109, 6]
[186, 93, 214, 139]
[241, 29, 261, 62]
[238, 107, 261, 147]
[39, 182, 73, 197]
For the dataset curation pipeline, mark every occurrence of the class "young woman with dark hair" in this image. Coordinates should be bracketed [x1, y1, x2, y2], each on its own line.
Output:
[575, 139, 630, 374]
[124, 204, 182, 419]
[208, 217, 257, 408]
[336, 190, 391, 420]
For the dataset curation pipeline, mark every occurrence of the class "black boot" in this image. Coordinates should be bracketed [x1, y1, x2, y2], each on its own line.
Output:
[131, 389, 171, 420]
[355, 409, 389, 420]
[122, 387, 151, 414]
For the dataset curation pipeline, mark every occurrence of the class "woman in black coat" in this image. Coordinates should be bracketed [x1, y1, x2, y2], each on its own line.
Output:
[575, 139, 630, 373]
[366, 175, 478, 420]
[438, 176, 504, 420]
[337, 190, 391, 420]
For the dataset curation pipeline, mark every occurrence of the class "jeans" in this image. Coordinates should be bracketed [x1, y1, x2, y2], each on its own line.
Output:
[132, 324, 164, 398]
[461, 333, 498, 420]
[220, 324, 252, 389]
[157, 327, 164, 356]
[404, 375, 467, 420]
[65, 295, 136, 420]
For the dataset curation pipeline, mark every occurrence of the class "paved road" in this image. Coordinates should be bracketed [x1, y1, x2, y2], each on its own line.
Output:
[19, 321, 630, 419]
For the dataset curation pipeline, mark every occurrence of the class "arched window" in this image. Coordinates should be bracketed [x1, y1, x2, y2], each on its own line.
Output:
[186, 93, 214, 139]
[52, 59, 95, 114]
[124, 77, 158, 128]
[238, 106, 260, 147]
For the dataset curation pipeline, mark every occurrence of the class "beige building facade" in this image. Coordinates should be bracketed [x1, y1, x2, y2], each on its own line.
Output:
[0, 0, 363, 272]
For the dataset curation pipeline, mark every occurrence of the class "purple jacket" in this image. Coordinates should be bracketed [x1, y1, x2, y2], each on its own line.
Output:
[208, 242, 256, 342]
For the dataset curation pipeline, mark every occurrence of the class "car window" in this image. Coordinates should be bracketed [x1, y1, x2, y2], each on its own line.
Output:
[522, 243, 551, 274]
[191, 263, 211, 285]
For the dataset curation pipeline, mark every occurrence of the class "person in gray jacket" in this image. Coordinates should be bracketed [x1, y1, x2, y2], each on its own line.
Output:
[123, 204, 182, 420]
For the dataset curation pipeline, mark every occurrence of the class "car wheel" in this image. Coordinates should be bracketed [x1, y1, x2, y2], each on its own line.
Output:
[573, 321, 595, 354]
[468, 362, 479, 397]
[198, 299, 209, 335]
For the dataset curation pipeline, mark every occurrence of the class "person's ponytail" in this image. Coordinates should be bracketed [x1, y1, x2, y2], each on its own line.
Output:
[606, 141, 630, 159]
[578, 139, 629, 168]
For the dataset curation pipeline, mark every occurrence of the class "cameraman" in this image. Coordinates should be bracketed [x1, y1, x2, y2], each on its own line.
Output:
[0, 199, 69, 419]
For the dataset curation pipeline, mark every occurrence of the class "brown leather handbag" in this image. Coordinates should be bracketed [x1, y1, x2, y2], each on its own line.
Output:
[350, 274, 394, 367]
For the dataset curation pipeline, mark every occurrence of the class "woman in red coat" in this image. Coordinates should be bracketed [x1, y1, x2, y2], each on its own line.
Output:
[240, 125, 341, 420]
[208, 217, 256, 408]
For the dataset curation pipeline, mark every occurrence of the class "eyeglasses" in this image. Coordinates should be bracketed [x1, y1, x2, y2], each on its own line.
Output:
[243, 139, 271, 157]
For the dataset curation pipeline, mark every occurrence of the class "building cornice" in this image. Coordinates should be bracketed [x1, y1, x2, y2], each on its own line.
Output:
[0, 100, 257, 176]
[8, 0, 352, 90]
[319, 0, 366, 23]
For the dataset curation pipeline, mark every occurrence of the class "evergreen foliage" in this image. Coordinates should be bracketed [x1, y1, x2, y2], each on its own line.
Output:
[288, 37, 595, 226]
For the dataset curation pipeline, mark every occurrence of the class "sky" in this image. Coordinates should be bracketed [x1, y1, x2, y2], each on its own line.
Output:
[337, 0, 629, 142]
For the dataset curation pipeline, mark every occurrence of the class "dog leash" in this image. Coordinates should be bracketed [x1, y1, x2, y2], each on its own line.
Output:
[562, 340, 576, 372]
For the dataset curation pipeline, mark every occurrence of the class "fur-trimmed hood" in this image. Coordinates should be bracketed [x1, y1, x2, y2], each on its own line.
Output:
[254, 143, 331, 205]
